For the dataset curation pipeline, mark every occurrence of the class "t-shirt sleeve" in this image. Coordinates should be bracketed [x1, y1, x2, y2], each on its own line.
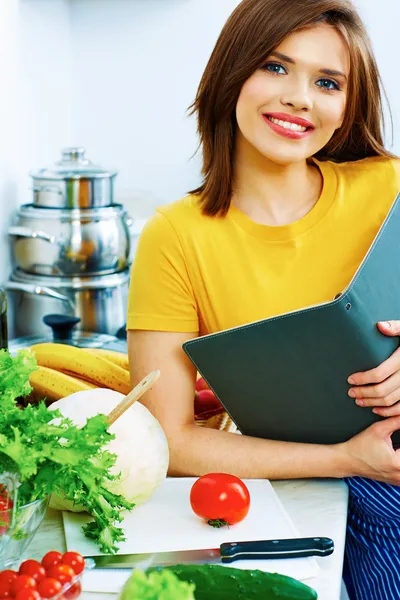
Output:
[127, 209, 199, 332]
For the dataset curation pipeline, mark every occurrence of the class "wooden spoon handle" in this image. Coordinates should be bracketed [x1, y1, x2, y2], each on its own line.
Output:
[106, 370, 160, 426]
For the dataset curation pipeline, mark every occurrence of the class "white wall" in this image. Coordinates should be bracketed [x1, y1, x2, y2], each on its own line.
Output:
[1, 0, 400, 285]
[69, 0, 242, 216]
[0, 0, 20, 285]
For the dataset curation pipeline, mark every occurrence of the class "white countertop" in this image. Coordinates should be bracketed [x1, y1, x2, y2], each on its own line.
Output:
[29, 478, 348, 600]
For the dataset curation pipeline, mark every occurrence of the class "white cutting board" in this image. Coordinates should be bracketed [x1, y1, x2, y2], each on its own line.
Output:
[63, 478, 319, 591]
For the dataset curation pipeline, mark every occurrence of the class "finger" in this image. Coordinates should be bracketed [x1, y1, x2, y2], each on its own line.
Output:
[377, 321, 400, 336]
[354, 390, 400, 409]
[373, 402, 400, 417]
[349, 370, 400, 403]
[348, 347, 400, 385]
[371, 415, 400, 438]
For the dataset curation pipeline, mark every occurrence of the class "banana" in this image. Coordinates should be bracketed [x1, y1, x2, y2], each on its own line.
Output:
[29, 366, 96, 402]
[85, 348, 130, 371]
[29, 343, 132, 395]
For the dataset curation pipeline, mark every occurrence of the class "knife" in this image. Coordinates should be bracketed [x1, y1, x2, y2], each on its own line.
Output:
[88, 537, 334, 569]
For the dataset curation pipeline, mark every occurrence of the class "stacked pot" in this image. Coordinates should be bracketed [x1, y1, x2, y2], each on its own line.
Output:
[6, 148, 133, 339]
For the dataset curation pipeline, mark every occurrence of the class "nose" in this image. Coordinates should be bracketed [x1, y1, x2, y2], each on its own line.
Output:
[280, 80, 313, 112]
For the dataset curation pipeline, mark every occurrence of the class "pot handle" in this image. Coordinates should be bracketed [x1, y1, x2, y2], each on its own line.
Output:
[8, 226, 57, 245]
[32, 185, 64, 196]
[4, 282, 75, 310]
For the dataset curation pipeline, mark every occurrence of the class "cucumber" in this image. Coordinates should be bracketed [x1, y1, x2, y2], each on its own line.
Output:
[146, 564, 318, 600]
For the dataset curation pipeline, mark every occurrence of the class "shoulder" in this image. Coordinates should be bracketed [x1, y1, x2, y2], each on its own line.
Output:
[321, 156, 400, 188]
[141, 194, 216, 242]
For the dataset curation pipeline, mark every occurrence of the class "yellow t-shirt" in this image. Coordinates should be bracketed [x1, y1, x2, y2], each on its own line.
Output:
[127, 156, 400, 336]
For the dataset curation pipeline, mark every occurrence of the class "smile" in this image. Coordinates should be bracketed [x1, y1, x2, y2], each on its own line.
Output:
[267, 116, 307, 132]
[262, 113, 314, 140]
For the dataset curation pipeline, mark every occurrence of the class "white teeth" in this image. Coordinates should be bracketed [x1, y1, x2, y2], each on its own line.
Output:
[268, 116, 307, 132]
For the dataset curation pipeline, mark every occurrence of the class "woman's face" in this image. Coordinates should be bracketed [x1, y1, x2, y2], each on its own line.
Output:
[235, 24, 350, 165]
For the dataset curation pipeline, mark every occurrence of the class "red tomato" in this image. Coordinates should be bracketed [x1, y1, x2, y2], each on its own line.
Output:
[0, 570, 17, 586]
[190, 473, 251, 527]
[10, 575, 37, 596]
[37, 577, 62, 598]
[46, 564, 75, 585]
[63, 581, 82, 600]
[194, 389, 223, 415]
[62, 552, 84, 575]
[14, 590, 40, 600]
[19, 561, 46, 583]
[0, 486, 13, 536]
[41, 551, 63, 572]
[195, 376, 209, 392]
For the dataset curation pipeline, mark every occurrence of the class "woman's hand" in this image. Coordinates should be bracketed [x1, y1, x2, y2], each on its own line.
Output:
[341, 416, 400, 485]
[347, 320, 400, 417]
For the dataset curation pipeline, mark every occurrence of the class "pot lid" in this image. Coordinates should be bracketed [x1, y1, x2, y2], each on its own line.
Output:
[10, 267, 130, 290]
[9, 314, 128, 351]
[30, 147, 118, 181]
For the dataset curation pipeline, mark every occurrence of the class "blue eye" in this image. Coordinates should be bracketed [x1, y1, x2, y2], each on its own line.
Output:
[262, 62, 287, 75]
[316, 78, 340, 91]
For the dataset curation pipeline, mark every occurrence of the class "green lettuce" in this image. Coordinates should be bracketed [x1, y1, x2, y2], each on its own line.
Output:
[0, 348, 134, 553]
[120, 569, 196, 600]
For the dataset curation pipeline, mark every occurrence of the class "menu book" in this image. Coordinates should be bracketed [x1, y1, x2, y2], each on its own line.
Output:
[183, 193, 400, 447]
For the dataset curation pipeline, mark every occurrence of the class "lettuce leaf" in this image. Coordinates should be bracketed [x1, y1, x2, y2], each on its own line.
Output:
[120, 569, 196, 600]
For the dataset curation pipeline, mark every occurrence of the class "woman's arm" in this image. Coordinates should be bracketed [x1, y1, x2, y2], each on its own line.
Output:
[128, 330, 400, 483]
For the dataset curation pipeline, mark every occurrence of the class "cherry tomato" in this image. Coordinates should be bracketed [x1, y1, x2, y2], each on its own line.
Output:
[0, 570, 17, 584]
[194, 389, 223, 416]
[10, 575, 37, 597]
[62, 552, 84, 575]
[0, 581, 11, 597]
[0, 486, 13, 536]
[63, 581, 82, 600]
[46, 564, 75, 585]
[14, 590, 40, 600]
[19, 561, 46, 583]
[190, 473, 251, 527]
[37, 577, 62, 598]
[41, 551, 63, 572]
[195, 376, 209, 392]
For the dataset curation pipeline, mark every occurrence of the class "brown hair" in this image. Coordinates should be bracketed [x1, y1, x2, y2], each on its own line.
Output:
[189, 0, 394, 217]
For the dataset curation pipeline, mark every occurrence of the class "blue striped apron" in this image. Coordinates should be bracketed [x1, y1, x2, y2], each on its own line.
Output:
[343, 477, 400, 599]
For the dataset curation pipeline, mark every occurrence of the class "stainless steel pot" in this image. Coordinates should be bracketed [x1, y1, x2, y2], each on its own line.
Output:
[30, 147, 117, 209]
[9, 204, 132, 276]
[5, 268, 129, 338]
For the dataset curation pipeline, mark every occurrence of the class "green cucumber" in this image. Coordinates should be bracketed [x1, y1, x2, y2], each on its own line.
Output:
[146, 564, 318, 600]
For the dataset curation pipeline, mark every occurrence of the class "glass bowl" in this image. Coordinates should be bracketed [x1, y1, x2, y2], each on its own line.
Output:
[0, 495, 50, 569]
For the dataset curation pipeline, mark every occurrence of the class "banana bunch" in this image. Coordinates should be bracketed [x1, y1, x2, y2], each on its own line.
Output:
[27, 343, 131, 403]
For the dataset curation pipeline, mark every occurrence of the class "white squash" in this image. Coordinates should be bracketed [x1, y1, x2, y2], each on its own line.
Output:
[48, 388, 169, 512]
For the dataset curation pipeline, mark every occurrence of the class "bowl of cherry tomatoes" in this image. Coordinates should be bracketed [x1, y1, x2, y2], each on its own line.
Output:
[0, 550, 88, 600]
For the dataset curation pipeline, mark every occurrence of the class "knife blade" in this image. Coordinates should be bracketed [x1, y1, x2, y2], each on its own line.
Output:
[88, 536, 334, 569]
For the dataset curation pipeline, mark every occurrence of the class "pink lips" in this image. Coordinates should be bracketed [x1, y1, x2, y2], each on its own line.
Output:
[263, 112, 315, 140]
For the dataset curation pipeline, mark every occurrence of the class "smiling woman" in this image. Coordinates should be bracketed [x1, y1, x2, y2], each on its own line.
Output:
[127, 2, 400, 600]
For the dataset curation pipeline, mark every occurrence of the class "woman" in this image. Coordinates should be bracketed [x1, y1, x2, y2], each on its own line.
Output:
[127, 0, 400, 598]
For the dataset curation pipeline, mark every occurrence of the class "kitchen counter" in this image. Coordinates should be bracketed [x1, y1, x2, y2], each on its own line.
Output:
[29, 478, 349, 600]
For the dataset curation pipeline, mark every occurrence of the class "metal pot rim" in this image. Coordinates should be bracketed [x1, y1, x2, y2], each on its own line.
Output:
[10, 267, 130, 290]
[30, 169, 118, 181]
[17, 203, 128, 220]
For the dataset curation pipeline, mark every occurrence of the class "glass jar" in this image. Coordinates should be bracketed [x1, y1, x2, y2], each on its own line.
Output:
[0, 287, 7, 350]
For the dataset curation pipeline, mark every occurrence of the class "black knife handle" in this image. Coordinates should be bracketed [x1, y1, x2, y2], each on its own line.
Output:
[219, 537, 334, 563]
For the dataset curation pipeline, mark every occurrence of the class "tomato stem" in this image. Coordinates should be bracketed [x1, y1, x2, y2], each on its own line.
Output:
[207, 519, 229, 528]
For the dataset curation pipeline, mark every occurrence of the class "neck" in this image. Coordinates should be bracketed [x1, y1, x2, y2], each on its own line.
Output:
[232, 132, 322, 226]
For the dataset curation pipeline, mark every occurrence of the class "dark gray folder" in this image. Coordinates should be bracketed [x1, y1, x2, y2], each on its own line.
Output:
[183, 193, 400, 447]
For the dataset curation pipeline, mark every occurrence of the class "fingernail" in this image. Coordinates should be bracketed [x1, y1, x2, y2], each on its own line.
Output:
[356, 399, 365, 407]
[348, 389, 356, 398]
[348, 376, 356, 384]
[381, 321, 391, 329]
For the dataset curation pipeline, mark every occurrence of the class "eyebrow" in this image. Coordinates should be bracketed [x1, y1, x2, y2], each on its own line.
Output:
[270, 51, 348, 80]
